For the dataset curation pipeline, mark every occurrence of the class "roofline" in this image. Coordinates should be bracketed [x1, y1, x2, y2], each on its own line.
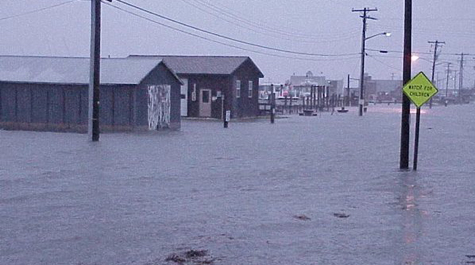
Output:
[138, 61, 183, 85]
[0, 80, 136, 86]
[230, 57, 264, 78]
[0, 55, 177, 85]
[131, 54, 264, 78]
[129, 54, 250, 59]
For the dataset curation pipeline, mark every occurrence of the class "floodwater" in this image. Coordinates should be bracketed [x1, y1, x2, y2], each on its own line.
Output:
[1, 104, 474, 265]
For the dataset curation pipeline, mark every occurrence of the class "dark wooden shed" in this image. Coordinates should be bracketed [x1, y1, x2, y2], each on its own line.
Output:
[130, 55, 264, 119]
[0, 56, 182, 132]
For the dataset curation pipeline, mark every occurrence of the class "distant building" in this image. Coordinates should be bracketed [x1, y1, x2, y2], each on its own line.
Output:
[0, 56, 182, 132]
[289, 71, 327, 97]
[327, 79, 345, 96]
[363, 74, 403, 102]
[130, 55, 264, 119]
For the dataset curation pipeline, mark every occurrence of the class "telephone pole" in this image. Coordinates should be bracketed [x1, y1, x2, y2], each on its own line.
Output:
[88, 0, 102, 141]
[453, 70, 458, 94]
[457, 53, 467, 103]
[445, 62, 452, 99]
[352, 7, 378, 116]
[399, 0, 412, 169]
[428, 40, 444, 108]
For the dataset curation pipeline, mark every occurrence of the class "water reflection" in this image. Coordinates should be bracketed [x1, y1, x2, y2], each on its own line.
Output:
[398, 171, 425, 265]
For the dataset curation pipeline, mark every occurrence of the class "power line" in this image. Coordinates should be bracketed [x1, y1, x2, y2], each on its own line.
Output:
[0, 1, 77, 22]
[188, 0, 359, 39]
[366, 48, 433, 55]
[366, 54, 402, 72]
[102, 2, 360, 62]
[113, 0, 359, 57]
[179, 0, 358, 44]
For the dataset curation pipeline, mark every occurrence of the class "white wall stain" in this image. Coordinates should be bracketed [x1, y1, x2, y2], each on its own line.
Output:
[147, 85, 171, 130]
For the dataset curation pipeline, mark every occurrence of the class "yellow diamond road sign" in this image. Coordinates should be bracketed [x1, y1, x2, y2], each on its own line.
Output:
[403, 72, 439, 108]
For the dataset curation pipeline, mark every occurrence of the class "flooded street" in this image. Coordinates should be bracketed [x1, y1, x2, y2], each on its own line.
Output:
[1, 104, 475, 265]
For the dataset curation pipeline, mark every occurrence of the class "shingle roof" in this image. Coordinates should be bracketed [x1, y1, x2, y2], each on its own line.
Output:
[129, 55, 264, 77]
[0, 56, 172, 85]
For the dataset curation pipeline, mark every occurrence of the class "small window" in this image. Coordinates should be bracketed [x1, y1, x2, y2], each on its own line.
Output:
[202, 90, 210, 103]
[236, 80, 241, 98]
[248, 81, 253, 98]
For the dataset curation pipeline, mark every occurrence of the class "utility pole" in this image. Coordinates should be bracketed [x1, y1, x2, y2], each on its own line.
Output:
[445, 62, 452, 99]
[353, 7, 378, 117]
[347, 74, 350, 106]
[88, 0, 104, 142]
[428, 40, 444, 108]
[400, 0, 412, 169]
[270, 84, 275, 124]
[457, 53, 466, 103]
[453, 70, 458, 96]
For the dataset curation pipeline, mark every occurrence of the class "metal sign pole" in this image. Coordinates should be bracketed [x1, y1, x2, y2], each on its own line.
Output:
[413, 107, 421, 170]
[402, 71, 438, 171]
[222, 95, 228, 128]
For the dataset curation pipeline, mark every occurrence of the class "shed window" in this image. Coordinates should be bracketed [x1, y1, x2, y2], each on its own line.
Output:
[236, 80, 241, 98]
[248, 81, 253, 98]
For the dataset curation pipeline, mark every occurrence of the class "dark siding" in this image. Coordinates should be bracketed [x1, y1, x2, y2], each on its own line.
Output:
[179, 74, 231, 119]
[1, 85, 17, 122]
[0, 83, 86, 131]
[176, 59, 261, 119]
[114, 87, 132, 126]
[48, 87, 64, 124]
[135, 86, 148, 128]
[16, 86, 31, 123]
[231, 60, 261, 118]
[31, 86, 48, 124]
[64, 87, 81, 127]
[0, 62, 181, 132]
[100, 87, 113, 126]
[79, 88, 88, 125]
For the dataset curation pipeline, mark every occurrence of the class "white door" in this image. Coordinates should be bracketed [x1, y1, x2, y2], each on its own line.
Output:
[180, 78, 188, 116]
[199, 89, 212, 117]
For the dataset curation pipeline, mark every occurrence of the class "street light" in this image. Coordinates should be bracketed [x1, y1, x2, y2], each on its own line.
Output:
[358, 31, 391, 116]
[366, 32, 392, 40]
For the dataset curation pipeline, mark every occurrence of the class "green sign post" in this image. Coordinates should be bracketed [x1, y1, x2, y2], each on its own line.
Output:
[402, 72, 439, 170]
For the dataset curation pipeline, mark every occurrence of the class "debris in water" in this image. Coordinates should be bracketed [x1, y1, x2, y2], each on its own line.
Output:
[333, 213, 350, 218]
[185, 250, 208, 258]
[165, 254, 186, 263]
[165, 249, 215, 264]
[294, 214, 311, 221]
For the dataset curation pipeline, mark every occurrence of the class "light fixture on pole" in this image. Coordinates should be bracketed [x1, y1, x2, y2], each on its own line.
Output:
[358, 31, 391, 116]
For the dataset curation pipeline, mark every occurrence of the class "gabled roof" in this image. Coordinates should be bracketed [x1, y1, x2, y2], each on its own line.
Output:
[129, 55, 264, 77]
[0, 55, 178, 85]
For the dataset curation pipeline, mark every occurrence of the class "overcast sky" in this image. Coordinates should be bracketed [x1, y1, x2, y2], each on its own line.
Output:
[1, 0, 474, 87]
